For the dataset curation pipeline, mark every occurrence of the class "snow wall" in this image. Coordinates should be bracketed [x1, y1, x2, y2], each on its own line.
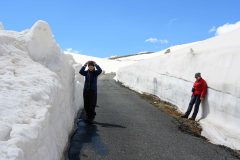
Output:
[116, 29, 240, 150]
[0, 21, 83, 160]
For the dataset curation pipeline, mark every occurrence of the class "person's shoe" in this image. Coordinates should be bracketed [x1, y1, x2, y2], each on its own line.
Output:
[87, 117, 95, 124]
[86, 119, 94, 124]
[181, 115, 188, 118]
[189, 117, 196, 121]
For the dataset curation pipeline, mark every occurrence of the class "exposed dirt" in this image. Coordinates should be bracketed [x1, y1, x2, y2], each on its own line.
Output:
[138, 93, 203, 138]
[108, 51, 155, 60]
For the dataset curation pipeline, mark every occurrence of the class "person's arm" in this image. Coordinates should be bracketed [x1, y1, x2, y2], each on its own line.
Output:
[79, 62, 88, 76]
[201, 80, 207, 100]
[95, 64, 102, 76]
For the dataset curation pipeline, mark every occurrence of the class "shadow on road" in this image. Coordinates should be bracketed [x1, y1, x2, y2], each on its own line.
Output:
[68, 119, 100, 160]
[67, 109, 126, 160]
[94, 122, 126, 129]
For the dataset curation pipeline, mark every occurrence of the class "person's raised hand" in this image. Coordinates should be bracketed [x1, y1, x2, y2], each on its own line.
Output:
[84, 61, 88, 67]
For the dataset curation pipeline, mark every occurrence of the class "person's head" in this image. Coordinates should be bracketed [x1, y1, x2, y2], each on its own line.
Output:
[88, 61, 95, 71]
[195, 72, 201, 80]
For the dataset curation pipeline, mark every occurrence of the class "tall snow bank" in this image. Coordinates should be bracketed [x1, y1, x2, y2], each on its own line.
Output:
[0, 20, 83, 160]
[116, 29, 240, 150]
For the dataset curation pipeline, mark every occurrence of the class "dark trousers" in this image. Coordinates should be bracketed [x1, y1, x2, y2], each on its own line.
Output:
[185, 95, 201, 119]
[83, 90, 97, 120]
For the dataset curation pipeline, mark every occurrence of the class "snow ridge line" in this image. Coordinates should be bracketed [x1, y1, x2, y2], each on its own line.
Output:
[154, 71, 240, 99]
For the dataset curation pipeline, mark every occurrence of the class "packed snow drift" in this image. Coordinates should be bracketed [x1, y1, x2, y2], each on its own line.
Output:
[65, 52, 121, 73]
[65, 51, 169, 74]
[0, 21, 83, 160]
[116, 29, 240, 150]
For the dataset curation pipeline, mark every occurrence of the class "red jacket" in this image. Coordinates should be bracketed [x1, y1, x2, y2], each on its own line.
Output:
[192, 78, 207, 98]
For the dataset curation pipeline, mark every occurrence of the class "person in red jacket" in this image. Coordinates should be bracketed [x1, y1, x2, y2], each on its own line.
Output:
[181, 73, 207, 120]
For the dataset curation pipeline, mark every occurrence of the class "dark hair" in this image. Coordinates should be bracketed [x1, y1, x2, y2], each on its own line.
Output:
[88, 61, 95, 66]
[195, 72, 201, 78]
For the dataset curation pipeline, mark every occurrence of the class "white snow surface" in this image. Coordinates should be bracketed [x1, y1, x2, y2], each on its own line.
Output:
[114, 46, 193, 61]
[65, 52, 137, 73]
[65, 50, 178, 73]
[115, 29, 240, 150]
[0, 20, 83, 160]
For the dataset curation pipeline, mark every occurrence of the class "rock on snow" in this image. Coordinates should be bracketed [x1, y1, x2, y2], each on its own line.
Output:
[0, 20, 83, 160]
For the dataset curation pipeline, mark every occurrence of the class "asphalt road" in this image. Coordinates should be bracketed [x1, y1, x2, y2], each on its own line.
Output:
[67, 74, 238, 160]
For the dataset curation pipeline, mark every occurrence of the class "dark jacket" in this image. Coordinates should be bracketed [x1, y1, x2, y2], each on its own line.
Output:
[192, 78, 207, 98]
[79, 64, 102, 92]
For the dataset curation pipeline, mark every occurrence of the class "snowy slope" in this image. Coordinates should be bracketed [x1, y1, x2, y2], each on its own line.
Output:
[115, 44, 197, 62]
[65, 52, 137, 73]
[116, 29, 240, 150]
[65, 49, 179, 73]
[0, 21, 83, 160]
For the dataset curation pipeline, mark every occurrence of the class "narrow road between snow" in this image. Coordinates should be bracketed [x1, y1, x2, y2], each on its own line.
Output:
[67, 74, 238, 160]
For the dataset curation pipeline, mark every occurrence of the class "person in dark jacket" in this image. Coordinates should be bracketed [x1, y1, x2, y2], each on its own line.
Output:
[181, 73, 207, 121]
[79, 61, 102, 123]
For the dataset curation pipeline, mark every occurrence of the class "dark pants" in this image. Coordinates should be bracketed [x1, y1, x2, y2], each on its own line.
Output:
[185, 95, 201, 119]
[83, 90, 97, 120]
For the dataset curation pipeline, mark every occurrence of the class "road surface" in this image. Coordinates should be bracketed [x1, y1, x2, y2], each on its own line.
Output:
[67, 74, 238, 160]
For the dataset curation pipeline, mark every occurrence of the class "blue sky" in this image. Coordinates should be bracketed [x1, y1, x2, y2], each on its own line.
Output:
[0, 0, 240, 57]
